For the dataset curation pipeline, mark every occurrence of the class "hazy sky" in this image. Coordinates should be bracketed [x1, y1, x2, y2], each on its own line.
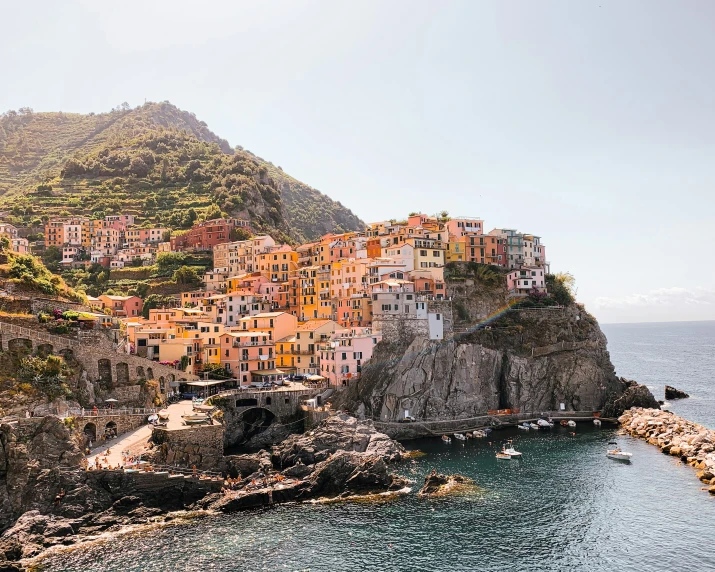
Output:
[3, 0, 715, 323]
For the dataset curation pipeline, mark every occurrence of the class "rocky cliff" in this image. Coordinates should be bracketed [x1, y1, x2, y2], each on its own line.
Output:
[336, 300, 651, 424]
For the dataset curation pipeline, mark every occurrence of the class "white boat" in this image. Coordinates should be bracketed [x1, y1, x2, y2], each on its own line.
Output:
[606, 442, 632, 462]
[518, 423, 529, 431]
[454, 433, 467, 441]
[537, 418, 553, 428]
[567, 420, 576, 428]
[529, 423, 539, 430]
[593, 419, 602, 427]
[441, 435, 452, 444]
[472, 430, 487, 438]
[496, 452, 511, 460]
[503, 440, 522, 457]
[182, 413, 208, 422]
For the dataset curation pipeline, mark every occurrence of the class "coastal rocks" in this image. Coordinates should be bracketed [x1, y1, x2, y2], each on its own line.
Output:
[335, 305, 630, 431]
[665, 385, 689, 400]
[271, 413, 405, 468]
[418, 473, 474, 497]
[221, 451, 273, 478]
[602, 379, 660, 419]
[619, 408, 715, 492]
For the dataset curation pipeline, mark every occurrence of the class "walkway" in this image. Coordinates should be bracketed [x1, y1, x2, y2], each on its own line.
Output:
[87, 400, 195, 466]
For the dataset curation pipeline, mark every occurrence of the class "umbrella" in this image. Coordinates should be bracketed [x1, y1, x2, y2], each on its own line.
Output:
[105, 398, 118, 402]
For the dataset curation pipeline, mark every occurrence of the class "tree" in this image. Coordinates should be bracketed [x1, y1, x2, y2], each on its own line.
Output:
[546, 273, 576, 306]
[141, 294, 177, 319]
[173, 265, 201, 285]
[42, 246, 62, 270]
[129, 156, 149, 177]
[155, 251, 186, 275]
[230, 227, 251, 241]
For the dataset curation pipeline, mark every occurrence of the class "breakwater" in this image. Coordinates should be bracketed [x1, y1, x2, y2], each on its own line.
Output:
[619, 407, 715, 494]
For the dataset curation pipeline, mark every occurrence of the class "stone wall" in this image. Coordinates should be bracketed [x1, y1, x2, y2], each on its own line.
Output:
[0, 320, 198, 388]
[151, 425, 224, 469]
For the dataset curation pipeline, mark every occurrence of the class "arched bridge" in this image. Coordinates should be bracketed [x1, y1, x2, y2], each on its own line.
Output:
[0, 321, 198, 388]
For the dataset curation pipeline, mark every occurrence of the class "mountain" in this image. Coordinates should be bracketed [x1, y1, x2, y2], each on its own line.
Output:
[0, 102, 363, 242]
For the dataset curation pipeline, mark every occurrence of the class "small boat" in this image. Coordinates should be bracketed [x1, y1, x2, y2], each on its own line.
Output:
[567, 420, 577, 428]
[441, 435, 452, 444]
[607, 449, 632, 461]
[483, 428, 493, 435]
[503, 440, 522, 457]
[158, 410, 170, 421]
[182, 413, 208, 422]
[472, 430, 487, 438]
[496, 452, 512, 460]
[518, 423, 529, 431]
[560, 420, 569, 427]
[529, 423, 539, 430]
[593, 419, 602, 427]
[537, 418, 553, 428]
[454, 433, 467, 441]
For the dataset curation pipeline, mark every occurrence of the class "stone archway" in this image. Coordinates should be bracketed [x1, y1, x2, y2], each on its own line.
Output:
[83, 422, 97, 444]
[8, 338, 32, 354]
[36, 343, 53, 358]
[104, 421, 117, 440]
[238, 407, 276, 443]
[98, 359, 112, 385]
[115, 362, 129, 385]
[146, 367, 154, 380]
[59, 348, 74, 362]
[136, 366, 145, 379]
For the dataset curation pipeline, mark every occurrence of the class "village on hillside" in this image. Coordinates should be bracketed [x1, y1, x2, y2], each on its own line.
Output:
[0, 213, 550, 390]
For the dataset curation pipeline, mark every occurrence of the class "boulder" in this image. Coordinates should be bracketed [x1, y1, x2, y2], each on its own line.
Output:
[665, 385, 689, 400]
[418, 473, 474, 497]
[603, 380, 660, 418]
[271, 414, 405, 469]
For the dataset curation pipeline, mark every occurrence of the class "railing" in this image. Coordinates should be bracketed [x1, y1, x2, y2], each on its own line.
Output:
[233, 340, 272, 347]
[65, 407, 158, 418]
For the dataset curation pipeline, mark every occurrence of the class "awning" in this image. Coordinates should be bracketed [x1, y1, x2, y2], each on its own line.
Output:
[251, 369, 285, 376]
[307, 375, 325, 381]
[185, 380, 228, 387]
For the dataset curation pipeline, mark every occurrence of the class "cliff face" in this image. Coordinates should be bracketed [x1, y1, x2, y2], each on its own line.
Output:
[337, 301, 633, 423]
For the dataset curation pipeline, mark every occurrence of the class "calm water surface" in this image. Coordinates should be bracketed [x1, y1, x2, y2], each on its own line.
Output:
[40, 322, 715, 572]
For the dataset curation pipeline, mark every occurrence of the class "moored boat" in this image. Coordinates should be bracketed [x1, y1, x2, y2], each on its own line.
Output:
[529, 423, 539, 430]
[560, 420, 569, 427]
[454, 433, 467, 441]
[567, 420, 577, 428]
[441, 435, 452, 444]
[593, 419, 602, 427]
[537, 418, 553, 428]
[518, 423, 529, 431]
[496, 452, 511, 460]
[472, 430, 486, 438]
[606, 442, 632, 462]
[182, 413, 208, 422]
[503, 440, 522, 457]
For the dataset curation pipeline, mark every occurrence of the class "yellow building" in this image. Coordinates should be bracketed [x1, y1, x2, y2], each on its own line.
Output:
[447, 238, 466, 262]
[255, 246, 298, 282]
[275, 335, 297, 374]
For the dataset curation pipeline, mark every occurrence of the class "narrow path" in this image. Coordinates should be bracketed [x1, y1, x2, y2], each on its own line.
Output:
[86, 400, 195, 466]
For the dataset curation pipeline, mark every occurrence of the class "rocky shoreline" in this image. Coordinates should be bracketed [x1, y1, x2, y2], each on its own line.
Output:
[0, 414, 408, 569]
[619, 408, 715, 494]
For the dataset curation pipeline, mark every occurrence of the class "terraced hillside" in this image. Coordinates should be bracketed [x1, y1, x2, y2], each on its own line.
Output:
[0, 103, 363, 242]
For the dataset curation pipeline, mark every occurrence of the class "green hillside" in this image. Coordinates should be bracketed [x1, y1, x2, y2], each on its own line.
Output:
[0, 102, 363, 242]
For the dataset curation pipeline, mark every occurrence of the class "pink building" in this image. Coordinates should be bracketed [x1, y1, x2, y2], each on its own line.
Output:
[98, 294, 143, 317]
[506, 267, 546, 296]
[445, 217, 484, 240]
[320, 327, 381, 387]
[220, 331, 276, 384]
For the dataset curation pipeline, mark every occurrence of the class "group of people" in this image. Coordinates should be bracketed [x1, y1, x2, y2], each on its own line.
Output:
[222, 472, 288, 493]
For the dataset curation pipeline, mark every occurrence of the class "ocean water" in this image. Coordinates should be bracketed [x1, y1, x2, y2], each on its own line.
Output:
[38, 322, 715, 572]
[603, 320, 715, 428]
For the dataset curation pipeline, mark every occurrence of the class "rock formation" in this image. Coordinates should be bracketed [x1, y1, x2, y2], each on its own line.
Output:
[418, 473, 474, 497]
[0, 413, 407, 564]
[619, 408, 715, 494]
[664, 385, 690, 400]
[602, 378, 661, 418]
[336, 305, 656, 427]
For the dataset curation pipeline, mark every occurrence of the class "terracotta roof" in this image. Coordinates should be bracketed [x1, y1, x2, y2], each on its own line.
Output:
[297, 320, 334, 331]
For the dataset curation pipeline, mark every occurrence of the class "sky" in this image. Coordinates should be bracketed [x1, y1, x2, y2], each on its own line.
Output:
[3, 0, 715, 323]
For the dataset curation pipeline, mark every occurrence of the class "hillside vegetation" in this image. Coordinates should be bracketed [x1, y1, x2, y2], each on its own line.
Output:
[0, 102, 363, 242]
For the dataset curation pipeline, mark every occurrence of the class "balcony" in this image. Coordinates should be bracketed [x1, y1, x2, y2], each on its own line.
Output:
[233, 340, 272, 347]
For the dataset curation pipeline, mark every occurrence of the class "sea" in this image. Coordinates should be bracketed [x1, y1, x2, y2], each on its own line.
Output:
[37, 321, 715, 572]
